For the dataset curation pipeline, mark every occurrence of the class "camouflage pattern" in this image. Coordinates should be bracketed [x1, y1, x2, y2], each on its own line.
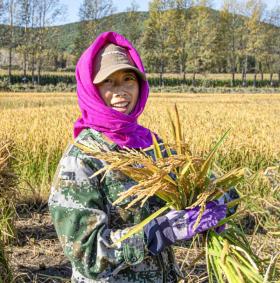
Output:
[48, 128, 182, 283]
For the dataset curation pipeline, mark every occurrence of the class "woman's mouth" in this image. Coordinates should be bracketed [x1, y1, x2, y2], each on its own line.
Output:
[111, 101, 130, 112]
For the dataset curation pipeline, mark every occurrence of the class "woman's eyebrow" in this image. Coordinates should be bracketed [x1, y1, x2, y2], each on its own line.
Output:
[123, 70, 137, 75]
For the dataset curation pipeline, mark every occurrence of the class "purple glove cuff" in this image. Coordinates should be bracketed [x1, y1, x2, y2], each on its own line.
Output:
[144, 215, 176, 255]
[144, 202, 227, 255]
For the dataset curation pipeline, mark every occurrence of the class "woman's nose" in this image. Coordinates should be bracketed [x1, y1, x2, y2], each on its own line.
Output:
[113, 86, 127, 97]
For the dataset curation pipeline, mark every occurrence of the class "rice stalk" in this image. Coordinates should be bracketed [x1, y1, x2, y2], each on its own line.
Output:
[206, 225, 265, 283]
[263, 252, 280, 282]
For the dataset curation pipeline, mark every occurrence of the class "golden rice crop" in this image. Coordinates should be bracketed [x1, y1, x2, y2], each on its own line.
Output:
[0, 92, 279, 281]
[1, 92, 280, 196]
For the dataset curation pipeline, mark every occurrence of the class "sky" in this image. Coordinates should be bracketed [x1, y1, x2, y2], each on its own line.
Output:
[58, 0, 278, 25]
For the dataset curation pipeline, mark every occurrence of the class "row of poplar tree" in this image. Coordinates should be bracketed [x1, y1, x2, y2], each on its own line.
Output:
[0, 0, 64, 83]
[0, 0, 280, 86]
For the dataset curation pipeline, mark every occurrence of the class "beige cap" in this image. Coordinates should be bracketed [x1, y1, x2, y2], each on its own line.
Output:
[93, 43, 146, 84]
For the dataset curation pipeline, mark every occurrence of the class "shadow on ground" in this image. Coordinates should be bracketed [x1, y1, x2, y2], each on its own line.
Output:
[14, 263, 71, 282]
[9, 204, 72, 282]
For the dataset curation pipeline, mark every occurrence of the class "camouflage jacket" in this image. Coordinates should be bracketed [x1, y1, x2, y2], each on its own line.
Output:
[48, 128, 182, 283]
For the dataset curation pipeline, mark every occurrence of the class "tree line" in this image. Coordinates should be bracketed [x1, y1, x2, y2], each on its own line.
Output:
[0, 0, 65, 83]
[0, 0, 280, 87]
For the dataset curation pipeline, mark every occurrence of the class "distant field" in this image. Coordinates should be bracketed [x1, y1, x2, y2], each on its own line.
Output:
[0, 70, 75, 77]
[148, 73, 280, 80]
[0, 70, 279, 80]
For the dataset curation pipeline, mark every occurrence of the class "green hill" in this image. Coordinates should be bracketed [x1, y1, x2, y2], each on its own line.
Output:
[0, 8, 277, 55]
[46, 12, 149, 53]
[0, 11, 148, 53]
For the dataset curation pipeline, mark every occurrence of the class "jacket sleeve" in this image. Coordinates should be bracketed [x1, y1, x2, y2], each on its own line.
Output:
[48, 153, 146, 280]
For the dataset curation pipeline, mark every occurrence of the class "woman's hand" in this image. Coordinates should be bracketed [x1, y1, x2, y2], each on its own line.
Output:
[166, 201, 226, 241]
[144, 201, 226, 255]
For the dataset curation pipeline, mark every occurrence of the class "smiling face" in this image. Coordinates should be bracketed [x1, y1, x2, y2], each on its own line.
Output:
[96, 69, 140, 115]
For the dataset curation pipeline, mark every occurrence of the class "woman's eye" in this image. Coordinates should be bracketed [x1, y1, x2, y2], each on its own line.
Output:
[103, 79, 113, 84]
[124, 75, 136, 81]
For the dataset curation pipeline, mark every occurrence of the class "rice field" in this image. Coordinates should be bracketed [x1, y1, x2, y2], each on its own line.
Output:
[1, 92, 280, 200]
[1, 92, 280, 281]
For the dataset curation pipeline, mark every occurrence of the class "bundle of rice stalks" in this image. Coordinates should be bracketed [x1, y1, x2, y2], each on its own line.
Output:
[75, 105, 278, 282]
[207, 223, 280, 282]
[206, 228, 264, 283]
[0, 142, 15, 283]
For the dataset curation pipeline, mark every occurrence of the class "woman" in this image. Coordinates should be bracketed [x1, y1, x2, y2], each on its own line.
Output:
[48, 31, 227, 283]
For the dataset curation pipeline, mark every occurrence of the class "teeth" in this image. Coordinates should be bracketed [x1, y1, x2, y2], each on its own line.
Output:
[112, 102, 129, 107]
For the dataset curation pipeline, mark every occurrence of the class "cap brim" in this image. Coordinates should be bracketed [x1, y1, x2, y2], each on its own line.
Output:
[93, 64, 146, 84]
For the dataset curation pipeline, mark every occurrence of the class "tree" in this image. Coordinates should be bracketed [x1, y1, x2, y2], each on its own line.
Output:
[117, 0, 143, 49]
[0, 0, 3, 16]
[167, 0, 192, 80]
[259, 15, 272, 84]
[17, 0, 31, 76]
[73, 0, 114, 61]
[0, 0, 5, 62]
[12, 0, 63, 82]
[3, 0, 19, 82]
[142, 0, 171, 86]
[219, 0, 243, 86]
[245, 0, 266, 87]
[186, 0, 218, 84]
[29, 0, 38, 83]
[266, 6, 280, 85]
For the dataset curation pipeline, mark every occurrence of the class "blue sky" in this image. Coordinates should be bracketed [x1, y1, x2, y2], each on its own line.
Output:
[59, 0, 278, 25]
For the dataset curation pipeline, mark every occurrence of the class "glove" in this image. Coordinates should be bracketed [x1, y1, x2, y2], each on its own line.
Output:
[144, 201, 226, 255]
[217, 187, 240, 215]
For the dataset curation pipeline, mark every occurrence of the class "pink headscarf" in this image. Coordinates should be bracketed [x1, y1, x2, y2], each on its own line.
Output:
[73, 31, 154, 149]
